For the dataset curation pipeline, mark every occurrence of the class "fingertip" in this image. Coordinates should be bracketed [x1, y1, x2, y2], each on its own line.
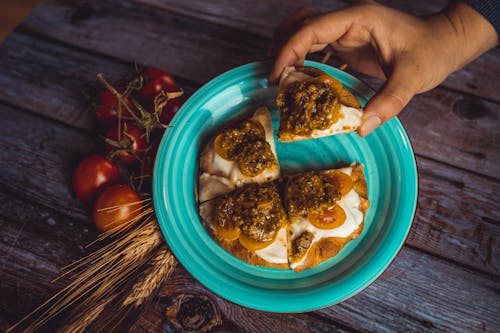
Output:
[269, 66, 283, 84]
[358, 114, 382, 137]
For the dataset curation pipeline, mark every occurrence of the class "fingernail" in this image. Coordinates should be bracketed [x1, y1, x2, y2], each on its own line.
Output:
[360, 116, 381, 136]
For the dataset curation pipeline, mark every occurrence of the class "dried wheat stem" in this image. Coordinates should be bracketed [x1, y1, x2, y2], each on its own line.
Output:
[123, 247, 176, 307]
[57, 297, 111, 333]
[8, 218, 163, 333]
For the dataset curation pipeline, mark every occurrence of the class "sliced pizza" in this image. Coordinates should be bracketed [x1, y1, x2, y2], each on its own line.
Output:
[198, 107, 280, 202]
[276, 65, 363, 142]
[283, 163, 369, 271]
[199, 181, 288, 268]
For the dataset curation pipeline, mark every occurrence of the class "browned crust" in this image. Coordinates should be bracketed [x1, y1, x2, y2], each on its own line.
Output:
[292, 223, 364, 272]
[214, 234, 289, 269]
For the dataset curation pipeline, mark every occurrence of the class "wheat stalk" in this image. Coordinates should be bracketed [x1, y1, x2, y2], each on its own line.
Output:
[57, 297, 111, 333]
[123, 247, 176, 307]
[6, 212, 162, 333]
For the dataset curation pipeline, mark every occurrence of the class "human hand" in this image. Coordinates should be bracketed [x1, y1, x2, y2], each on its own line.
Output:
[270, 1, 499, 136]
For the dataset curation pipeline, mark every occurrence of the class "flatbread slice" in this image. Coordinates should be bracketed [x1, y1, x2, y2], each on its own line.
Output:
[276, 66, 363, 142]
[199, 181, 288, 268]
[198, 107, 280, 202]
[283, 163, 369, 271]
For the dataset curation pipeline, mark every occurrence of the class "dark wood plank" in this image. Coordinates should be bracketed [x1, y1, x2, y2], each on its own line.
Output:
[409, 157, 500, 274]
[136, 0, 448, 37]
[132, 249, 500, 333]
[0, 34, 498, 274]
[13, 0, 500, 178]
[0, 102, 96, 221]
[317, 248, 500, 333]
[132, 268, 356, 333]
[137, 0, 500, 103]
[0, 191, 98, 332]
[0, 32, 197, 131]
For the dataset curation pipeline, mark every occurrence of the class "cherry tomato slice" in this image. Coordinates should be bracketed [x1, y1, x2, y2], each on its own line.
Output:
[309, 204, 347, 229]
[324, 170, 354, 196]
[239, 232, 275, 251]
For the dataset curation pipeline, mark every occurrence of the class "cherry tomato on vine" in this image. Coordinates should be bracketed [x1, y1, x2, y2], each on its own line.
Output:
[73, 154, 121, 202]
[139, 68, 178, 104]
[95, 88, 135, 126]
[143, 68, 177, 88]
[105, 122, 147, 165]
[93, 184, 143, 232]
[160, 98, 183, 125]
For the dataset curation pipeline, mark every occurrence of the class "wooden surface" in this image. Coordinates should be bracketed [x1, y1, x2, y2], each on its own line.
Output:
[0, 0, 498, 332]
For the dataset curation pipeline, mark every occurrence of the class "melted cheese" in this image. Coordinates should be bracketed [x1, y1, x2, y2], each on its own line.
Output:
[254, 227, 288, 264]
[211, 150, 278, 187]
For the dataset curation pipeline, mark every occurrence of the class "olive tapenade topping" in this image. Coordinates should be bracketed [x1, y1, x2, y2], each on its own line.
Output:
[214, 120, 277, 177]
[291, 231, 314, 260]
[277, 77, 342, 136]
[284, 171, 341, 218]
[213, 182, 285, 243]
[238, 140, 276, 177]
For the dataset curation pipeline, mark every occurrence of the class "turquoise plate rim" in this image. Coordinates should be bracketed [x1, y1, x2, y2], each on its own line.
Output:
[153, 60, 418, 312]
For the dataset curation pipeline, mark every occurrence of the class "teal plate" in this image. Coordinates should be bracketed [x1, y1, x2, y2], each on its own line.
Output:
[153, 60, 418, 312]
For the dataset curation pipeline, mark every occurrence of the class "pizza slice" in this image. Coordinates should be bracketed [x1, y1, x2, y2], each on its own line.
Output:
[276, 65, 363, 142]
[283, 163, 369, 271]
[198, 107, 280, 202]
[199, 181, 288, 268]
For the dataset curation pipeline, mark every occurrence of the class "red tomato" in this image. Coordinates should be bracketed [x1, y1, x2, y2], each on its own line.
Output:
[95, 88, 135, 126]
[143, 68, 177, 88]
[106, 122, 147, 165]
[93, 184, 143, 232]
[139, 68, 178, 104]
[160, 98, 183, 125]
[73, 154, 121, 202]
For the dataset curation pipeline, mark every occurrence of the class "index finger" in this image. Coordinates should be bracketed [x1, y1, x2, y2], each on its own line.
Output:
[269, 10, 354, 82]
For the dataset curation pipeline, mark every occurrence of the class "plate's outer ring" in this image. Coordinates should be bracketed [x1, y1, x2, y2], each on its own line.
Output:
[153, 60, 418, 312]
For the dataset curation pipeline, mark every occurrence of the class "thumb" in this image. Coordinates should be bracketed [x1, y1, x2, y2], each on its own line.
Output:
[358, 64, 417, 137]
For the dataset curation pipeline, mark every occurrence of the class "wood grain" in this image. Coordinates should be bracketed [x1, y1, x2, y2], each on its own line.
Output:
[132, 250, 500, 333]
[409, 157, 500, 274]
[0, 191, 98, 332]
[316, 248, 500, 332]
[0, 32, 198, 132]
[0, 102, 96, 221]
[12, 0, 499, 178]
[136, 0, 500, 103]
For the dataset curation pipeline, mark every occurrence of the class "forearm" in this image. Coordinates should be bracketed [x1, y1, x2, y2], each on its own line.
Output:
[441, 1, 499, 70]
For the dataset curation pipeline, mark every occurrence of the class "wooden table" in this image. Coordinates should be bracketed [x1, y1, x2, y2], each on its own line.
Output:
[0, 1, 498, 332]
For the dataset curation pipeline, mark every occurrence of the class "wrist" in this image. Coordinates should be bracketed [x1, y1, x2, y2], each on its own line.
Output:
[440, 2, 499, 69]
